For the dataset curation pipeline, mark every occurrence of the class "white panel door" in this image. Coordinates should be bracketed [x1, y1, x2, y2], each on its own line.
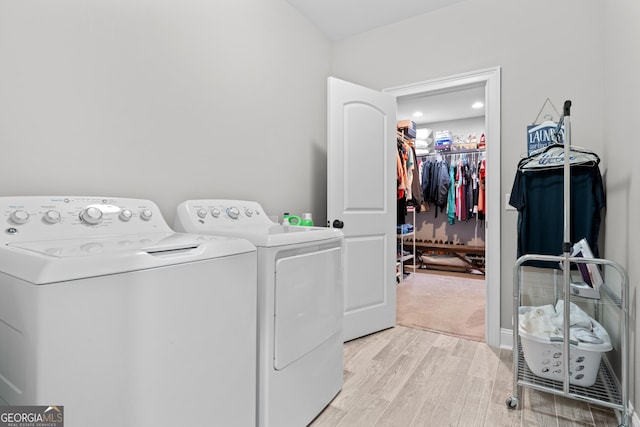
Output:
[327, 77, 397, 342]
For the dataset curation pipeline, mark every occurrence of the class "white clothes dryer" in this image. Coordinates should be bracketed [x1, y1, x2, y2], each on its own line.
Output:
[0, 196, 257, 427]
[174, 199, 343, 427]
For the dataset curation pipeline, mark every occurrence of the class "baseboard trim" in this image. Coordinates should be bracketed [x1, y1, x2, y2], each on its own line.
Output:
[502, 327, 637, 426]
[500, 327, 513, 349]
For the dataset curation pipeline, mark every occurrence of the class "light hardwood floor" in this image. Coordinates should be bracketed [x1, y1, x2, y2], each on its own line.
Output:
[310, 326, 619, 427]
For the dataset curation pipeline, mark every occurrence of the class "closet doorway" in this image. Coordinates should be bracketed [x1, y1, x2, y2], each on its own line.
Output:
[385, 67, 501, 347]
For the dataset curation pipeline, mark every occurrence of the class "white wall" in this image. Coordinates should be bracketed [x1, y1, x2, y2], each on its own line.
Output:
[332, 0, 605, 331]
[0, 0, 331, 225]
[603, 0, 640, 412]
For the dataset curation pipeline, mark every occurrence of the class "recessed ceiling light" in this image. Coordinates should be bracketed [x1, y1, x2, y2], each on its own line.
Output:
[472, 101, 484, 109]
[413, 111, 423, 117]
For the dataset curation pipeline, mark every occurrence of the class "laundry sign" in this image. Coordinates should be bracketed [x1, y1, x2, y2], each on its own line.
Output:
[527, 120, 564, 155]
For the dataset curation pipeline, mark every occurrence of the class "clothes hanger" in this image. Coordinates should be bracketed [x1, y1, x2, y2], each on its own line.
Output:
[518, 143, 600, 171]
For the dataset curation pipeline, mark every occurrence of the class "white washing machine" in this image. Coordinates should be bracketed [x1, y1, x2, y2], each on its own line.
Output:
[174, 199, 343, 427]
[0, 196, 257, 427]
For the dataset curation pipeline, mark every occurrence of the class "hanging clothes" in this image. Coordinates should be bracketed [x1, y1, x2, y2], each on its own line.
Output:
[477, 158, 486, 218]
[465, 161, 475, 219]
[396, 149, 405, 198]
[397, 142, 408, 224]
[404, 142, 414, 200]
[447, 164, 456, 225]
[508, 145, 605, 268]
[407, 144, 424, 210]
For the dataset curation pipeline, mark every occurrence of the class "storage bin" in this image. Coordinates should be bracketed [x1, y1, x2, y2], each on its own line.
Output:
[397, 120, 416, 138]
[518, 305, 612, 387]
[434, 130, 452, 151]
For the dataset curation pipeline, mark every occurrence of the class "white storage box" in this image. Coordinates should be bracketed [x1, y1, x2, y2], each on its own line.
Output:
[518, 305, 612, 387]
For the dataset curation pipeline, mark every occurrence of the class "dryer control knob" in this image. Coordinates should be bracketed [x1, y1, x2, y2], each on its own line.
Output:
[10, 210, 30, 225]
[244, 208, 253, 217]
[119, 209, 133, 222]
[211, 209, 221, 218]
[43, 210, 61, 224]
[80, 207, 103, 225]
[197, 208, 208, 219]
[140, 209, 153, 221]
[227, 207, 240, 219]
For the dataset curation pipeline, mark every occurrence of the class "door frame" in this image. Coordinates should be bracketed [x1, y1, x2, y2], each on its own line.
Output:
[383, 66, 501, 348]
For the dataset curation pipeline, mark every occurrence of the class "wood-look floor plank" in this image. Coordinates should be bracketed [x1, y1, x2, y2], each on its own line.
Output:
[330, 358, 387, 412]
[308, 405, 346, 427]
[496, 348, 515, 385]
[368, 329, 437, 402]
[589, 405, 620, 427]
[468, 342, 500, 380]
[344, 328, 399, 373]
[451, 336, 480, 359]
[485, 401, 523, 427]
[450, 374, 493, 426]
[343, 333, 375, 363]
[432, 332, 460, 352]
[408, 371, 467, 427]
[438, 353, 476, 377]
[372, 326, 420, 364]
[334, 394, 390, 427]
[554, 395, 594, 425]
[557, 415, 593, 427]
[374, 346, 451, 427]
[521, 387, 560, 427]
[333, 326, 420, 412]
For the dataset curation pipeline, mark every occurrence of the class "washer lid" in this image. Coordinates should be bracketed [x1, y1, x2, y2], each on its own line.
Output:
[0, 232, 256, 284]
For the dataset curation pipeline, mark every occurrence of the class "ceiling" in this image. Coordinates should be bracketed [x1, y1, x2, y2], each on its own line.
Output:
[286, 0, 483, 125]
[396, 85, 486, 126]
[285, 0, 465, 41]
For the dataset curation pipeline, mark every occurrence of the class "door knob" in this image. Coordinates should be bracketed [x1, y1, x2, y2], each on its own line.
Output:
[332, 219, 344, 229]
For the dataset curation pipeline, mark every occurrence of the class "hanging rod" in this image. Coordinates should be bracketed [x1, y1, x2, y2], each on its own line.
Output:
[418, 148, 486, 157]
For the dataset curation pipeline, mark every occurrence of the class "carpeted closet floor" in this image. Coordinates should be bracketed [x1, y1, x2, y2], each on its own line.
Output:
[397, 270, 486, 342]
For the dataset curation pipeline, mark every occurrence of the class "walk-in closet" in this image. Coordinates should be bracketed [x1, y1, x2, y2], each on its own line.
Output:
[395, 85, 488, 342]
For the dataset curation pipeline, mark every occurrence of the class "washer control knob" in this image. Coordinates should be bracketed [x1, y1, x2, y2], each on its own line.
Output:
[245, 208, 253, 217]
[140, 209, 153, 221]
[80, 207, 103, 225]
[211, 208, 221, 218]
[43, 210, 61, 224]
[197, 208, 208, 219]
[10, 210, 30, 224]
[227, 207, 240, 219]
[119, 209, 133, 222]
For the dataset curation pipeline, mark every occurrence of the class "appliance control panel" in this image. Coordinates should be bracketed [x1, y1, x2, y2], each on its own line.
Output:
[176, 199, 273, 228]
[0, 196, 171, 242]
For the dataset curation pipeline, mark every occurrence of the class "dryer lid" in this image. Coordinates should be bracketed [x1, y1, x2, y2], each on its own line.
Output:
[209, 224, 343, 247]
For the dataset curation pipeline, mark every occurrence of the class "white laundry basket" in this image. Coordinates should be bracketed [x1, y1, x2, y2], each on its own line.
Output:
[518, 306, 612, 387]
